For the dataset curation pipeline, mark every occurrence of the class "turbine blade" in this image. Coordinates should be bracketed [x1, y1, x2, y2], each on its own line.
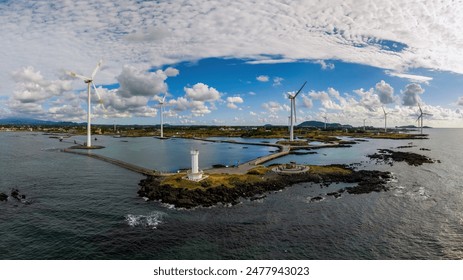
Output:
[381, 106, 386, 114]
[68, 71, 90, 81]
[293, 81, 307, 98]
[162, 93, 167, 103]
[92, 82, 106, 110]
[91, 59, 103, 79]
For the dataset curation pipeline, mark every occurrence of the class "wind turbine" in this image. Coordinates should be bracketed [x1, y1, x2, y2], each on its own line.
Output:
[363, 119, 366, 131]
[67, 59, 104, 148]
[288, 81, 307, 142]
[381, 106, 388, 133]
[417, 104, 432, 134]
[323, 115, 328, 130]
[159, 93, 167, 138]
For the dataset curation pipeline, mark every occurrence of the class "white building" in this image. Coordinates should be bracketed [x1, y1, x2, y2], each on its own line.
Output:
[187, 150, 204, 181]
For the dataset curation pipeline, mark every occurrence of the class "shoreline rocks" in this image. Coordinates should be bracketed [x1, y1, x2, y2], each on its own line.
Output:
[368, 149, 435, 166]
[0, 192, 8, 201]
[138, 165, 392, 209]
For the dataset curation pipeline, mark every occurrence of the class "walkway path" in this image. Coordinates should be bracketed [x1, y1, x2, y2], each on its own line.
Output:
[62, 138, 342, 176]
[62, 149, 159, 176]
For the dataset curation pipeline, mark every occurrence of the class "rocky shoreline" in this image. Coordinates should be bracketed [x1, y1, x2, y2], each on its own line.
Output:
[137, 165, 392, 209]
[368, 149, 435, 166]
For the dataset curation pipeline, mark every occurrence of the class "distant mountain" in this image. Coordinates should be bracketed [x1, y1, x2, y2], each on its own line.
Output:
[0, 118, 77, 126]
[297, 120, 352, 128]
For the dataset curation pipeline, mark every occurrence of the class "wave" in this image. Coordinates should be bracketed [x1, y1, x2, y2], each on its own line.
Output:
[125, 211, 166, 229]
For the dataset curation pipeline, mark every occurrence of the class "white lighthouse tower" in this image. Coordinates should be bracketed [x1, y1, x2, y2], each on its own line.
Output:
[187, 150, 204, 181]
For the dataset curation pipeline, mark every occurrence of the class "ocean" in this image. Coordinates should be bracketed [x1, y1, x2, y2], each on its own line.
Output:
[1, 129, 462, 259]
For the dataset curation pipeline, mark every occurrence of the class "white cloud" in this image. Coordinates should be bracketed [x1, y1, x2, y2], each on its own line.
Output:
[226, 96, 244, 103]
[116, 66, 173, 98]
[1, 0, 463, 103]
[402, 83, 424, 106]
[458, 97, 463, 106]
[184, 83, 221, 102]
[262, 101, 284, 113]
[273, 77, 284, 86]
[315, 60, 335, 70]
[385, 71, 433, 84]
[124, 26, 170, 43]
[256, 75, 269, 82]
[164, 67, 180, 77]
[1, 0, 463, 126]
[301, 94, 313, 108]
[12, 66, 72, 103]
[226, 96, 244, 110]
[375, 80, 396, 104]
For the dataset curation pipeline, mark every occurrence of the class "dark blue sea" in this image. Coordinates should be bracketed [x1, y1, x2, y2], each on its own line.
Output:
[1, 129, 462, 259]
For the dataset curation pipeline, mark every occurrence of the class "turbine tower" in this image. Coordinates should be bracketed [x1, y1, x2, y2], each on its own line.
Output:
[381, 106, 388, 133]
[67, 59, 104, 148]
[159, 93, 167, 138]
[323, 115, 328, 130]
[417, 104, 432, 134]
[288, 81, 307, 142]
[363, 119, 366, 131]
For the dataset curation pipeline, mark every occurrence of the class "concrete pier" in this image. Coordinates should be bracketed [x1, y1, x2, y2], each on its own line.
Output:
[62, 149, 158, 176]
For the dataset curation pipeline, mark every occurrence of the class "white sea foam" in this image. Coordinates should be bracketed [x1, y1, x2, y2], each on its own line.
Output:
[125, 211, 166, 229]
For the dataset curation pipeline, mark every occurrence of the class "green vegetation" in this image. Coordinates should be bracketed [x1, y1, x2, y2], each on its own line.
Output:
[158, 164, 355, 191]
[160, 172, 264, 190]
[308, 165, 352, 175]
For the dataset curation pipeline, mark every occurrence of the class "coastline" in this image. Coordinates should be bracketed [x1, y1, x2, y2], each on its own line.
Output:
[137, 165, 392, 209]
[55, 132, 435, 209]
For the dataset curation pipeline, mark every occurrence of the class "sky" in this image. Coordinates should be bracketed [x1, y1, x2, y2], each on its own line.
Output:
[1, 0, 463, 127]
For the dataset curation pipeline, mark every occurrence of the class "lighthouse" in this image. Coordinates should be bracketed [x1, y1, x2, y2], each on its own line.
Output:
[187, 150, 203, 181]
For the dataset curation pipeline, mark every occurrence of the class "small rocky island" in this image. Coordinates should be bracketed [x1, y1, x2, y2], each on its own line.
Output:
[138, 165, 392, 209]
[368, 149, 435, 166]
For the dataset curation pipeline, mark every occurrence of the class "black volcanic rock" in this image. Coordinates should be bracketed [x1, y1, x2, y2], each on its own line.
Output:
[368, 149, 434, 166]
[138, 166, 392, 209]
[0, 192, 8, 201]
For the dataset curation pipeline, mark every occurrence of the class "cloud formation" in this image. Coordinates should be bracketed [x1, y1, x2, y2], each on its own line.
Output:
[226, 96, 244, 109]
[374, 80, 396, 104]
[402, 83, 424, 106]
[1, 0, 463, 99]
[12, 66, 72, 103]
[185, 83, 221, 102]
[256, 75, 269, 82]
[117, 66, 177, 98]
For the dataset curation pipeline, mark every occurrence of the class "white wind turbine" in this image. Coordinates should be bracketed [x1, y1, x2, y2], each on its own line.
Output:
[417, 104, 432, 134]
[67, 59, 105, 148]
[381, 106, 388, 133]
[288, 81, 307, 142]
[159, 93, 167, 138]
[323, 115, 328, 130]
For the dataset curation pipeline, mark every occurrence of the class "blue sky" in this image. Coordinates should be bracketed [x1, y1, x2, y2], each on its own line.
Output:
[1, 0, 463, 127]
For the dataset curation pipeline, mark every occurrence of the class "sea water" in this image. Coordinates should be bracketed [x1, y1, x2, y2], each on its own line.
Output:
[1, 129, 462, 259]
